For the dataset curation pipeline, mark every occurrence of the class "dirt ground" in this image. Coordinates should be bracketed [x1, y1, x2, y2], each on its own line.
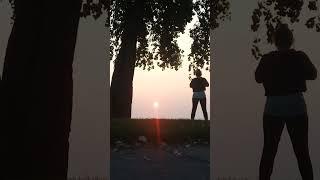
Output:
[111, 144, 210, 180]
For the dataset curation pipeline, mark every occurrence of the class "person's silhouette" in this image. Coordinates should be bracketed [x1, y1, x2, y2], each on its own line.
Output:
[255, 23, 317, 180]
[190, 69, 209, 122]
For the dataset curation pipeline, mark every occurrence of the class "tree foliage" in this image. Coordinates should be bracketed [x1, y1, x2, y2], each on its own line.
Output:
[188, 0, 230, 74]
[110, 0, 230, 74]
[110, 0, 194, 71]
[251, 0, 320, 60]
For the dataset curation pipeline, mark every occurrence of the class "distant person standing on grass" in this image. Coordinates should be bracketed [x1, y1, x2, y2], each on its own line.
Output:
[255, 23, 317, 180]
[190, 69, 209, 121]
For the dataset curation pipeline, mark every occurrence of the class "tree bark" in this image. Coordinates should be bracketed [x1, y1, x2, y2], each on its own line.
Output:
[110, 28, 137, 119]
[2, 0, 81, 179]
[110, 0, 144, 119]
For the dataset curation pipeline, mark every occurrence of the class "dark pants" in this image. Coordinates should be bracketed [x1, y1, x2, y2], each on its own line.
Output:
[259, 114, 313, 180]
[191, 98, 208, 120]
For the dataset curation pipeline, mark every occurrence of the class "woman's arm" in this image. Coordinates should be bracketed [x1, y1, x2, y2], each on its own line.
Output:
[255, 55, 267, 83]
[300, 52, 317, 80]
[190, 79, 193, 88]
[204, 78, 209, 87]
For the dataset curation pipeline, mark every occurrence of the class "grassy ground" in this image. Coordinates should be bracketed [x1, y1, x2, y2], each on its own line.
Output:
[111, 119, 209, 145]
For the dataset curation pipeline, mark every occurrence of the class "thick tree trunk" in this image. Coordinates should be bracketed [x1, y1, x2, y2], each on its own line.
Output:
[110, 1, 144, 119]
[110, 31, 137, 119]
[2, 0, 81, 179]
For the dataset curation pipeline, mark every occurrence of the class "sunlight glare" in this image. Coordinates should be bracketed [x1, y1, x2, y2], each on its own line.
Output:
[153, 101, 159, 108]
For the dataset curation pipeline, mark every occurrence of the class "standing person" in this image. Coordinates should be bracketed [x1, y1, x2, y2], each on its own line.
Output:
[190, 69, 209, 122]
[255, 23, 317, 180]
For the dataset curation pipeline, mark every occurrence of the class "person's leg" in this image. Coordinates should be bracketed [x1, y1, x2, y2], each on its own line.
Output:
[199, 98, 208, 121]
[191, 98, 199, 120]
[286, 114, 313, 180]
[259, 114, 285, 180]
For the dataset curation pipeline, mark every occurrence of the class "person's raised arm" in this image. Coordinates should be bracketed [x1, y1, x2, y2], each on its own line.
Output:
[300, 52, 317, 80]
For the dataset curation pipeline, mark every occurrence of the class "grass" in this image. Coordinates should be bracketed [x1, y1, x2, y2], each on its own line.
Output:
[111, 118, 209, 145]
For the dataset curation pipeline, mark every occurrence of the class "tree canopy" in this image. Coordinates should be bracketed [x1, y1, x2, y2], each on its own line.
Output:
[189, 0, 230, 72]
[110, 0, 230, 74]
[110, 0, 193, 72]
[251, 0, 320, 60]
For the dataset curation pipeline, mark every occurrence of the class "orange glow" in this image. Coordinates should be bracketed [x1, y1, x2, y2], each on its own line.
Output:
[155, 119, 161, 144]
[154, 103, 161, 144]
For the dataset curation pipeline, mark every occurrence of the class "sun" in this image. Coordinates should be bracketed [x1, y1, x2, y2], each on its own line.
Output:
[153, 101, 159, 108]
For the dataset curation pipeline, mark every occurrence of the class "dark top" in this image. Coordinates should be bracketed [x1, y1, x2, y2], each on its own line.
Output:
[190, 77, 209, 92]
[255, 49, 317, 96]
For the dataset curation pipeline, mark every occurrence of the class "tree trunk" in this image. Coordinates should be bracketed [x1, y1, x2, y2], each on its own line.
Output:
[2, 0, 81, 179]
[110, 29, 137, 119]
[110, 0, 144, 119]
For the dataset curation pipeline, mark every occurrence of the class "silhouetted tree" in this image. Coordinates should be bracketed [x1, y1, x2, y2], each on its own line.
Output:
[251, 0, 320, 59]
[110, 0, 230, 119]
[1, 0, 108, 179]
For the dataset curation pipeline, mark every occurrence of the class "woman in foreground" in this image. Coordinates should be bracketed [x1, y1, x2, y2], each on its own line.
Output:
[255, 23, 317, 180]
